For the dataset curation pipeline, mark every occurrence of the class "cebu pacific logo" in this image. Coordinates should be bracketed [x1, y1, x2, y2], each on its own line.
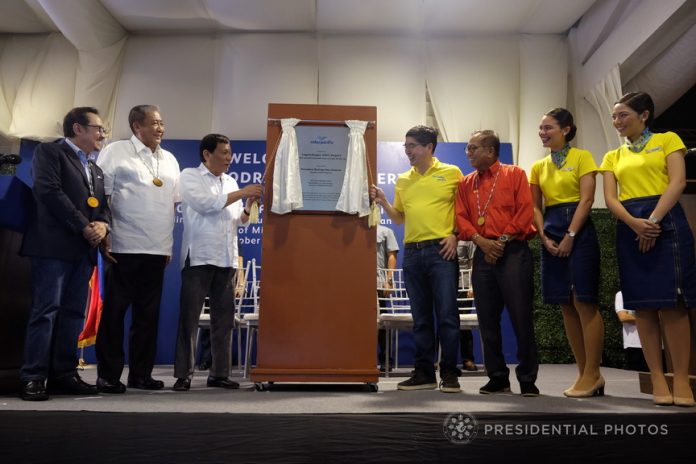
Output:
[310, 136, 334, 145]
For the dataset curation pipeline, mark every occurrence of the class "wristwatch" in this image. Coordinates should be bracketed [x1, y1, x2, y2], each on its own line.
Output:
[649, 215, 660, 224]
[566, 230, 576, 238]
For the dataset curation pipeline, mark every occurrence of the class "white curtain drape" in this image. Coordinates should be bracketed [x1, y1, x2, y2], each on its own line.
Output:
[426, 36, 571, 169]
[1, 34, 77, 139]
[38, 0, 127, 126]
[111, 35, 217, 139]
[425, 36, 520, 155]
[1, 31, 574, 147]
[271, 118, 303, 214]
[0, 1, 126, 140]
[336, 120, 369, 216]
[517, 35, 568, 172]
[624, 23, 696, 119]
[318, 36, 425, 141]
[212, 33, 318, 140]
[584, 65, 622, 153]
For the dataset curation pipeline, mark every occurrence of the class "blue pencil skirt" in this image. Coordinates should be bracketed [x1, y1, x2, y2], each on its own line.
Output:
[617, 196, 696, 310]
[540, 202, 600, 305]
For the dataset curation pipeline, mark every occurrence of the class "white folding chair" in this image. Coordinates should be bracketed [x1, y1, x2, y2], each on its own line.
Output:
[377, 268, 412, 377]
[238, 260, 260, 378]
[196, 297, 212, 355]
[195, 262, 248, 370]
[457, 268, 485, 369]
[230, 258, 255, 370]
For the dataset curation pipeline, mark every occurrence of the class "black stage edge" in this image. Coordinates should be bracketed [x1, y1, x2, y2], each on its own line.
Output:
[2, 411, 695, 463]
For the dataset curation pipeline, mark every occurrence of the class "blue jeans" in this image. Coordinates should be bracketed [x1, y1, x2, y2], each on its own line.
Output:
[403, 243, 460, 377]
[21, 256, 93, 381]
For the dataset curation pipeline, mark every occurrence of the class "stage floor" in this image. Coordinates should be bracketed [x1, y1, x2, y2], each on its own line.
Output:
[2, 364, 696, 463]
[0, 364, 692, 414]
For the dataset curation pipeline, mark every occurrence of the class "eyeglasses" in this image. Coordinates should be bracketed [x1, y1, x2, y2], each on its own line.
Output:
[466, 144, 489, 153]
[403, 143, 424, 150]
[83, 124, 110, 135]
[150, 120, 165, 128]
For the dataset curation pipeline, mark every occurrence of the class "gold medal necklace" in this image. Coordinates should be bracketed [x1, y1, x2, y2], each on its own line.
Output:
[474, 167, 500, 226]
[85, 159, 99, 208]
[134, 141, 163, 187]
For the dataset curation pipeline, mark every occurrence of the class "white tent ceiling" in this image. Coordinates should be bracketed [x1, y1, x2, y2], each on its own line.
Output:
[1, 0, 595, 35]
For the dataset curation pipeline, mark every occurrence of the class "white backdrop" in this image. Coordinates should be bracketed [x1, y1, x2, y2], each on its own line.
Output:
[1, 30, 569, 166]
[112, 35, 217, 139]
[1, 33, 77, 139]
[1, 0, 693, 194]
[318, 35, 426, 142]
[425, 36, 520, 146]
[213, 34, 319, 140]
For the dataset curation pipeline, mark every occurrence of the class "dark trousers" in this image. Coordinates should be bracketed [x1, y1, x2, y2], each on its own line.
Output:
[96, 253, 167, 381]
[460, 330, 474, 363]
[174, 264, 236, 379]
[21, 256, 93, 381]
[377, 329, 392, 365]
[458, 294, 475, 363]
[196, 328, 212, 366]
[472, 241, 538, 383]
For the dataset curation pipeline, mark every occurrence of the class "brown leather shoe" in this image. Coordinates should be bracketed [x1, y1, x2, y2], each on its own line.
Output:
[462, 360, 478, 372]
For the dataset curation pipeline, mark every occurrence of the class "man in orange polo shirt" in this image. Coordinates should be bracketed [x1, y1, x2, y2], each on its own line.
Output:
[455, 130, 540, 397]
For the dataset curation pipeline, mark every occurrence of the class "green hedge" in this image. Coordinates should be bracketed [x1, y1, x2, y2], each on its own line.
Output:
[531, 208, 625, 367]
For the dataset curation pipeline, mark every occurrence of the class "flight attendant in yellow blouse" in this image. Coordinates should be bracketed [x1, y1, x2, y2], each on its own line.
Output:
[600, 91, 695, 407]
[530, 108, 604, 398]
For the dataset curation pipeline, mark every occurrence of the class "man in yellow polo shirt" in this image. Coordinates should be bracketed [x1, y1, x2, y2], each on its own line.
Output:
[371, 125, 462, 393]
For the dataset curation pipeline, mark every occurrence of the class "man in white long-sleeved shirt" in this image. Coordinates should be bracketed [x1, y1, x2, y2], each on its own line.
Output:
[172, 134, 263, 391]
[96, 104, 180, 393]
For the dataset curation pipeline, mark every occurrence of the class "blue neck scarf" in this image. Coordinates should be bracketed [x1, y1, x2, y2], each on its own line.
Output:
[551, 144, 570, 169]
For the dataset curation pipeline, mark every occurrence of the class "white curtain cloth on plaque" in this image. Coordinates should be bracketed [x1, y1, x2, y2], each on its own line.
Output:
[336, 120, 370, 217]
[271, 118, 303, 214]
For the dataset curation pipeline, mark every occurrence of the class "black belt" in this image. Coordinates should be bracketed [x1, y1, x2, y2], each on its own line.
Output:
[404, 238, 443, 249]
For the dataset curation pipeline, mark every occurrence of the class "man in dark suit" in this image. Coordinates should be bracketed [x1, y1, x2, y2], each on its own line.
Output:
[19, 107, 111, 401]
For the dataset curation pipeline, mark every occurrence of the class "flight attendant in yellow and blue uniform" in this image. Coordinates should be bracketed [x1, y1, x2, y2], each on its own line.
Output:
[600, 91, 696, 407]
[530, 108, 604, 399]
